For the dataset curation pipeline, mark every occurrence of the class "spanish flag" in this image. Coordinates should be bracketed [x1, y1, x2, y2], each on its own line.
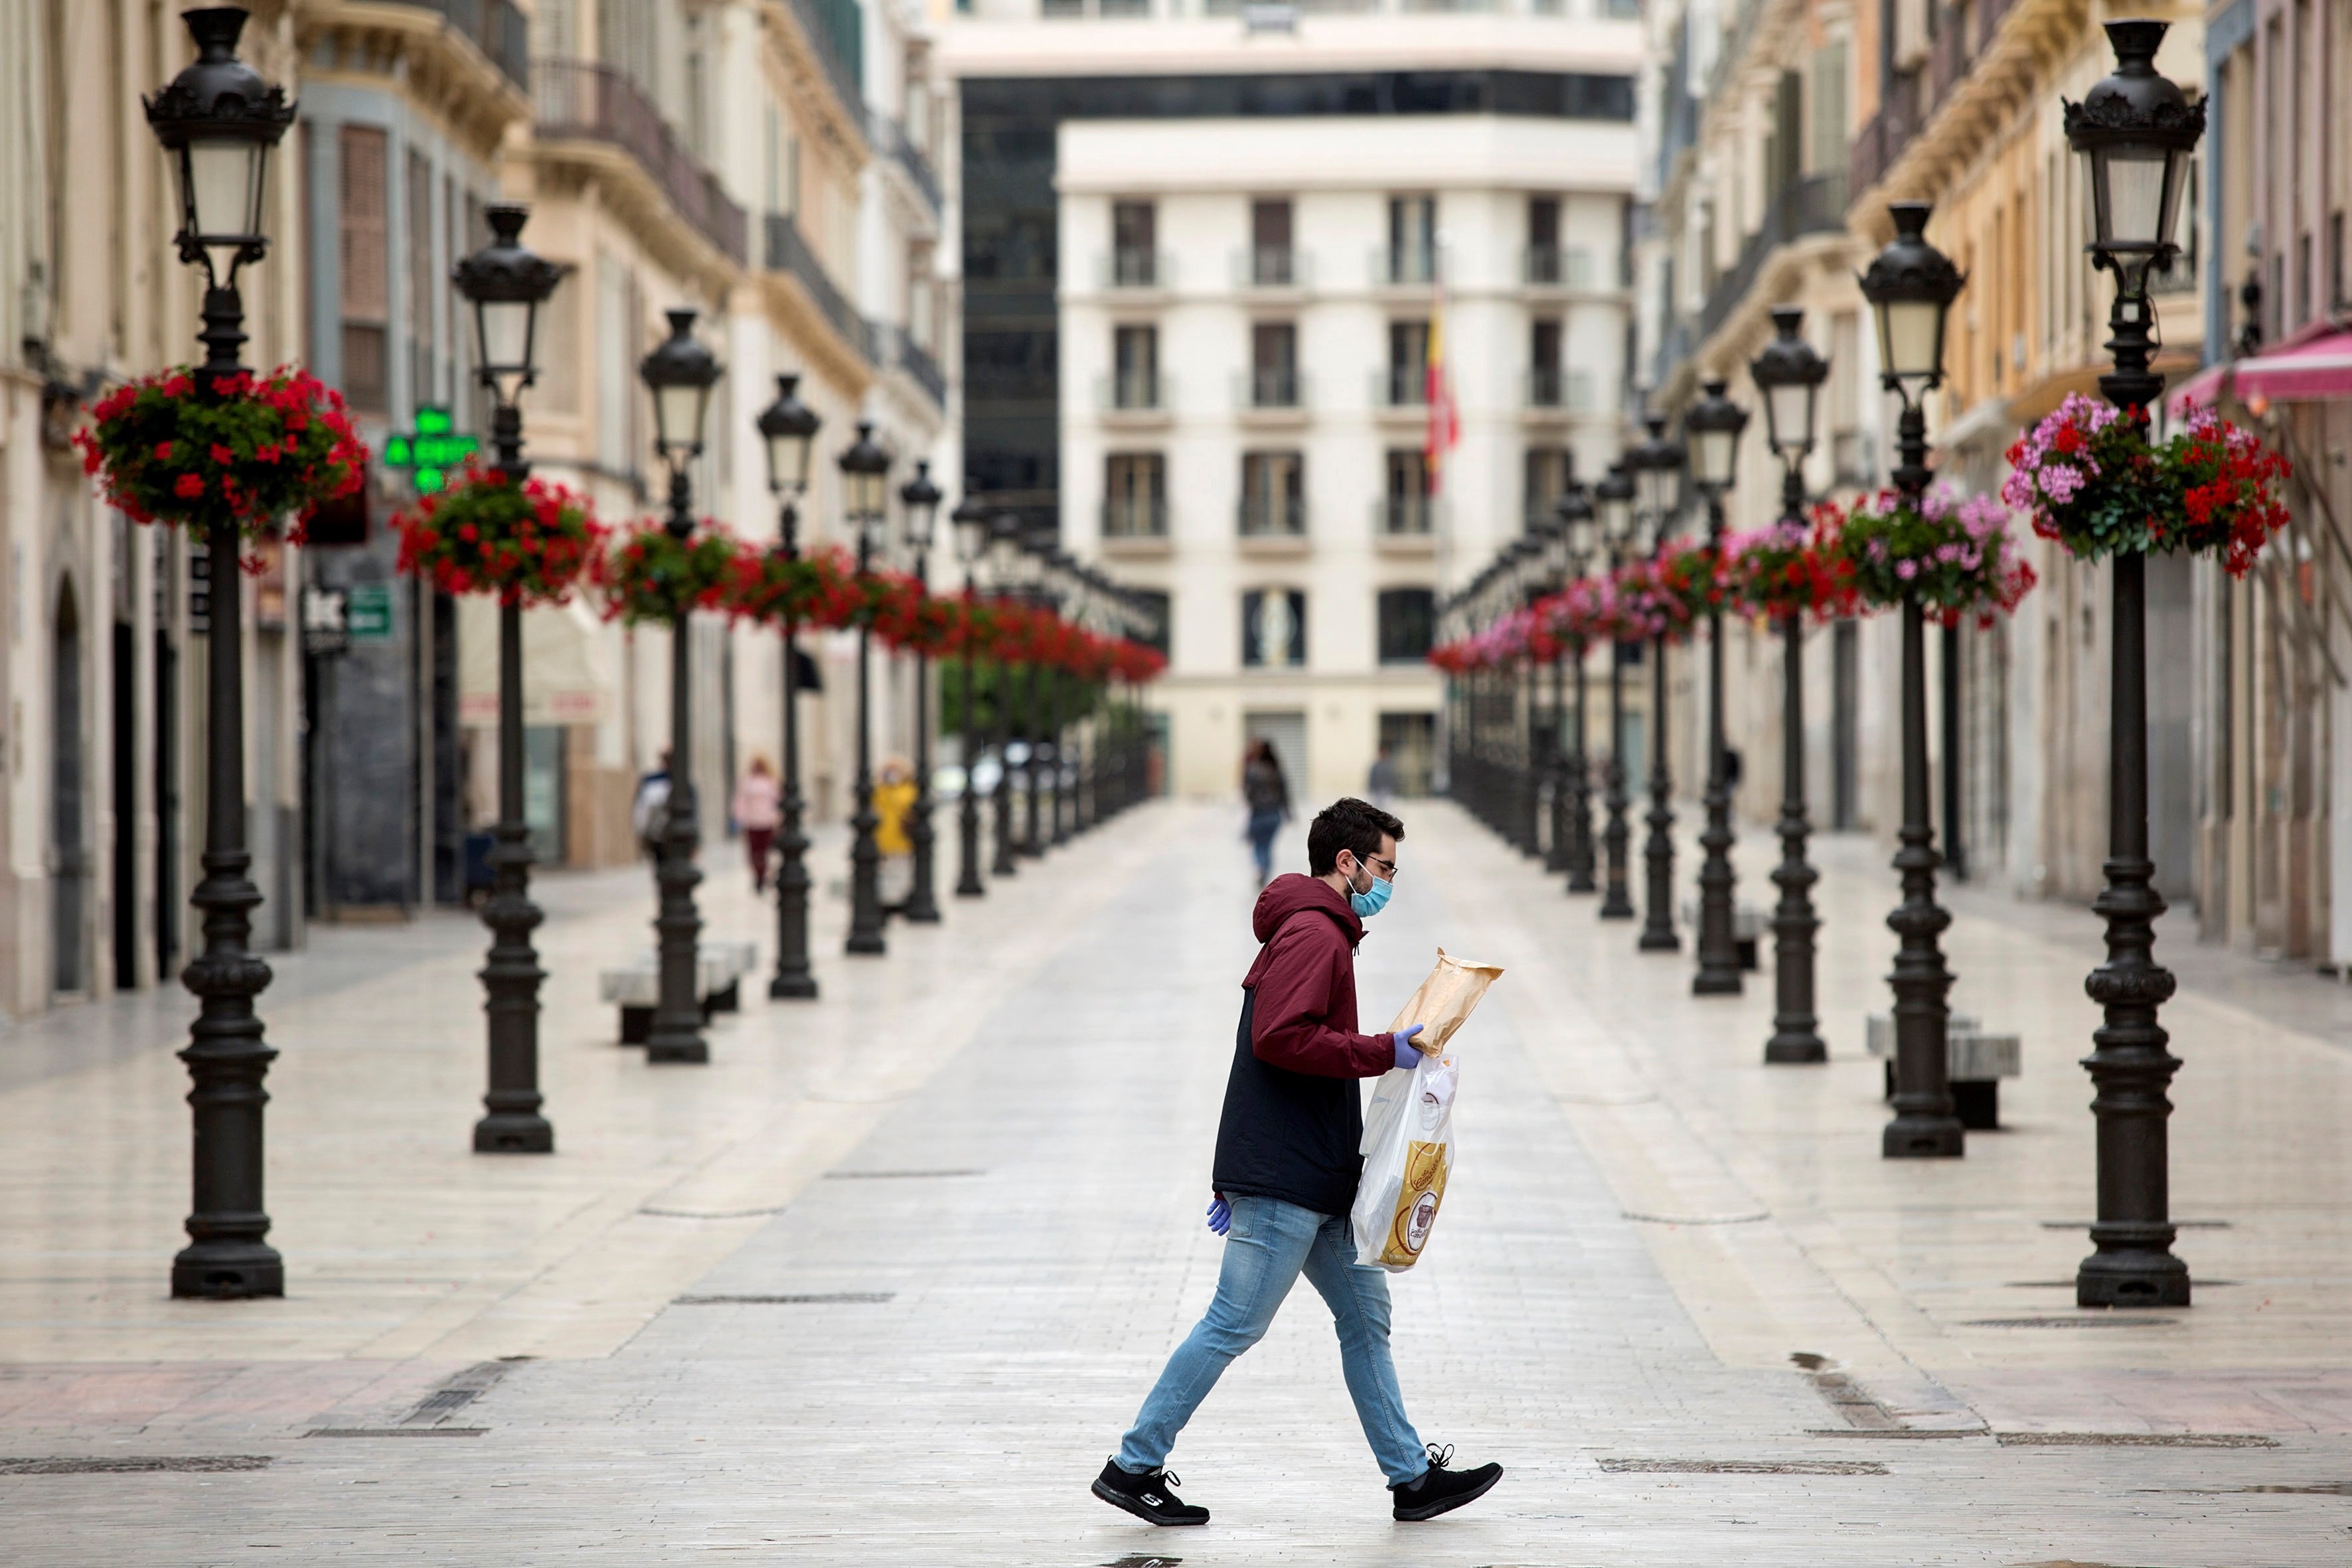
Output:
[1425, 297, 1460, 491]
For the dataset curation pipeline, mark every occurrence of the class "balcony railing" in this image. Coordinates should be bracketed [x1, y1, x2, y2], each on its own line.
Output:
[1102, 247, 1171, 289]
[1377, 496, 1436, 536]
[1101, 497, 1167, 538]
[1696, 171, 1849, 343]
[1375, 366, 1428, 408]
[1528, 365, 1563, 408]
[1239, 246, 1308, 287]
[765, 211, 872, 359]
[1245, 367, 1304, 409]
[1849, 0, 2020, 195]
[537, 60, 748, 265]
[1100, 370, 1168, 412]
[1524, 245, 1597, 287]
[1372, 243, 1439, 287]
[787, 0, 865, 121]
[1239, 497, 1306, 537]
[398, 0, 529, 87]
[872, 321, 945, 406]
[870, 112, 941, 213]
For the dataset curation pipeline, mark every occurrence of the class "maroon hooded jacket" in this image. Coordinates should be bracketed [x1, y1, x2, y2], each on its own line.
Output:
[1210, 874, 1397, 1216]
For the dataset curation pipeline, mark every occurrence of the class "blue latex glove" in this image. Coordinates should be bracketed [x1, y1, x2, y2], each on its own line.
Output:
[1206, 1194, 1231, 1235]
[1393, 1024, 1427, 1071]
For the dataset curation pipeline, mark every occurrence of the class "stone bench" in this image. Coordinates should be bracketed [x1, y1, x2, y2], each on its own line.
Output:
[599, 940, 760, 1045]
[1680, 900, 1767, 971]
[1865, 1012, 2021, 1129]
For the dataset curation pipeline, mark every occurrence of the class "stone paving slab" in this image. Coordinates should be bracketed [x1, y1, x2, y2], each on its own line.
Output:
[7, 802, 2352, 1563]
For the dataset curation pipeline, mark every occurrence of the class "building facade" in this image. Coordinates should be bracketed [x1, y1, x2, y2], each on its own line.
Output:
[0, 0, 957, 1020]
[943, 1, 1644, 802]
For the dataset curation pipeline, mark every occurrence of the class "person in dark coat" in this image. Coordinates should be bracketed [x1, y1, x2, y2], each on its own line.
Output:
[1091, 797, 1504, 1528]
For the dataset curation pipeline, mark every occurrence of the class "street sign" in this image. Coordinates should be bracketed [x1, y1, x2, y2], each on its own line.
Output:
[380, 405, 481, 495]
[345, 583, 395, 641]
[301, 586, 350, 657]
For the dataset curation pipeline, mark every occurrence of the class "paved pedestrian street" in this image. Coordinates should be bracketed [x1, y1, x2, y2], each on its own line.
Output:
[8, 801, 2352, 1565]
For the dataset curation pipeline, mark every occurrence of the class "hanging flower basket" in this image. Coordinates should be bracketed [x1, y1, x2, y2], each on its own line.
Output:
[74, 366, 366, 547]
[594, 524, 745, 625]
[725, 544, 865, 629]
[1827, 486, 2038, 626]
[1651, 537, 1729, 625]
[392, 461, 606, 605]
[1607, 554, 1699, 643]
[1724, 508, 1857, 621]
[2001, 393, 2290, 578]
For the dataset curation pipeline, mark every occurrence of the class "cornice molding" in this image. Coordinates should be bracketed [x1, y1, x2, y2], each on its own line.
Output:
[291, 0, 530, 159]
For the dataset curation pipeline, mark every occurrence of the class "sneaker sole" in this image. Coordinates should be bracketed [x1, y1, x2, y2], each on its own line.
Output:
[1091, 1477, 1210, 1527]
[1392, 1466, 1504, 1522]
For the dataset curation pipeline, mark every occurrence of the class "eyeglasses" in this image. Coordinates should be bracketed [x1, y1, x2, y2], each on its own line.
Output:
[1364, 854, 1399, 881]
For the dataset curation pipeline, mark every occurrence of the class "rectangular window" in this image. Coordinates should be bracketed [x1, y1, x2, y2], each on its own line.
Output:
[1113, 324, 1158, 408]
[1103, 453, 1166, 537]
[406, 149, 434, 411]
[1112, 200, 1156, 286]
[1377, 588, 1437, 665]
[1251, 198, 1294, 285]
[338, 125, 390, 412]
[1385, 319, 1429, 404]
[1130, 588, 1171, 655]
[1523, 446, 1571, 528]
[1527, 195, 1562, 283]
[1529, 318, 1563, 406]
[1810, 40, 1848, 176]
[1240, 451, 1305, 536]
[1382, 448, 1432, 534]
[1387, 195, 1437, 283]
[1250, 321, 1298, 406]
[1241, 589, 1306, 668]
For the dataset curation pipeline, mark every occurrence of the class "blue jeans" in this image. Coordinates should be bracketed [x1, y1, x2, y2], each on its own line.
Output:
[1246, 809, 1282, 880]
[1116, 1194, 1428, 1485]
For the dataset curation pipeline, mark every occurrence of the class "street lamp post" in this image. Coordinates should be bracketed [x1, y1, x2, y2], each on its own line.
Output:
[1557, 479, 1599, 894]
[898, 461, 944, 923]
[1860, 201, 1967, 1157]
[986, 512, 1024, 877]
[1595, 464, 1638, 920]
[1046, 549, 1078, 847]
[1750, 306, 1830, 1064]
[150, 3, 295, 1299]
[840, 422, 893, 956]
[453, 203, 568, 1151]
[1686, 378, 1750, 995]
[638, 309, 723, 1064]
[950, 497, 992, 897]
[1631, 416, 1686, 953]
[2066, 19, 2203, 1306]
[756, 375, 821, 999]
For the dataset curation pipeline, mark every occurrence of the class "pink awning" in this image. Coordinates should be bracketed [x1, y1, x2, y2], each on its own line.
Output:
[2169, 326, 2352, 419]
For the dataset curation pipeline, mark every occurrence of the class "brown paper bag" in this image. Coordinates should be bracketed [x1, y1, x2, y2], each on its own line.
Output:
[1386, 947, 1505, 1056]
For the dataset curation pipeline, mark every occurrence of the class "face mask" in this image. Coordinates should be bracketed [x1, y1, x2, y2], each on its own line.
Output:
[1347, 859, 1393, 919]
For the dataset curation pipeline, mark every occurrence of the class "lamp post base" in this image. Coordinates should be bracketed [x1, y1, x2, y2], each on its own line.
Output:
[768, 972, 819, 1000]
[1763, 1033, 1828, 1065]
[170, 1238, 284, 1301]
[1881, 1111, 1965, 1159]
[473, 1109, 555, 1154]
[2077, 1232, 2192, 1308]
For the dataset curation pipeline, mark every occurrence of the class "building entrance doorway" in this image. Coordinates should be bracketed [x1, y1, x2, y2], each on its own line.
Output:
[52, 585, 88, 998]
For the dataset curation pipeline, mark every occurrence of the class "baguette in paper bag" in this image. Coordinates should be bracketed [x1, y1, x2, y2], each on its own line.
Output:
[1352, 949, 1503, 1271]
[1387, 947, 1505, 1055]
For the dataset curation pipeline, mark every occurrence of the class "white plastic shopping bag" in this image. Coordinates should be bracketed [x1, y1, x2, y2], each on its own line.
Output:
[1352, 949, 1504, 1271]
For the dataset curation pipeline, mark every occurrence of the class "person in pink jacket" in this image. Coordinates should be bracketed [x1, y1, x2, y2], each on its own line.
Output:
[732, 755, 781, 891]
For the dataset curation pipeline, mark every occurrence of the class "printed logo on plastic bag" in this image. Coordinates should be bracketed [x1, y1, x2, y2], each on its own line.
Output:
[1383, 1140, 1450, 1265]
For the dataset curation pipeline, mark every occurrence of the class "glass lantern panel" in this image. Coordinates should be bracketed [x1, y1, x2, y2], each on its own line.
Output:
[1882, 298, 1944, 381]
[1766, 382, 1815, 454]
[2102, 145, 2170, 248]
[187, 139, 263, 238]
[655, 384, 705, 453]
[2157, 147, 2191, 251]
[767, 431, 813, 493]
[480, 298, 533, 376]
[1599, 496, 1632, 544]
[1694, 428, 1737, 487]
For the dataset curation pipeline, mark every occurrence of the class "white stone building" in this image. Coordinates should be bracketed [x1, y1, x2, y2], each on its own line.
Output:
[942, 2, 1644, 803]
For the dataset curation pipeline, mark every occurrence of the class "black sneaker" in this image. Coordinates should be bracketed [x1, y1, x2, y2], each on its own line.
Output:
[1390, 1443, 1503, 1522]
[1093, 1460, 1210, 1526]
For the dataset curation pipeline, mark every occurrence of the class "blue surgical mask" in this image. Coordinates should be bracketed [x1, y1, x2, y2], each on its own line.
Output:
[1348, 862, 1393, 919]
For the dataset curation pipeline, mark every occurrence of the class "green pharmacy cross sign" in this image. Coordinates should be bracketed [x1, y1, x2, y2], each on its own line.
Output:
[380, 405, 481, 495]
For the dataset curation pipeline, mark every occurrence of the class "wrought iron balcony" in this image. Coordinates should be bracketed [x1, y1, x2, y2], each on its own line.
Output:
[765, 211, 874, 360]
[870, 112, 941, 214]
[536, 60, 748, 265]
[1101, 497, 1168, 538]
[1377, 496, 1437, 536]
[1696, 171, 1849, 343]
[1239, 497, 1307, 537]
[396, 0, 529, 87]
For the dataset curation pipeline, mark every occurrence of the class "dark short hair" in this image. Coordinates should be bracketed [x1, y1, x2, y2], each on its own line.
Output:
[1308, 797, 1404, 876]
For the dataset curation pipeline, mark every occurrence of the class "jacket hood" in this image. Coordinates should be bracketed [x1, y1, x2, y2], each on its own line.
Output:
[1252, 872, 1363, 947]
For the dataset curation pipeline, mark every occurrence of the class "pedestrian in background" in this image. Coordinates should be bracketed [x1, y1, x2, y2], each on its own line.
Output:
[733, 755, 781, 892]
[631, 749, 672, 867]
[1092, 796, 1503, 1527]
[1366, 742, 1399, 807]
[1241, 738, 1290, 886]
[873, 757, 919, 914]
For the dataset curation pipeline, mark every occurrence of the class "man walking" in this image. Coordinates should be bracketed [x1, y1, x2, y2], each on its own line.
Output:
[1093, 797, 1504, 1526]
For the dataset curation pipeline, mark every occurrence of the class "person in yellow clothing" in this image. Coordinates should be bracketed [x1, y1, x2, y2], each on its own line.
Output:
[872, 758, 919, 914]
